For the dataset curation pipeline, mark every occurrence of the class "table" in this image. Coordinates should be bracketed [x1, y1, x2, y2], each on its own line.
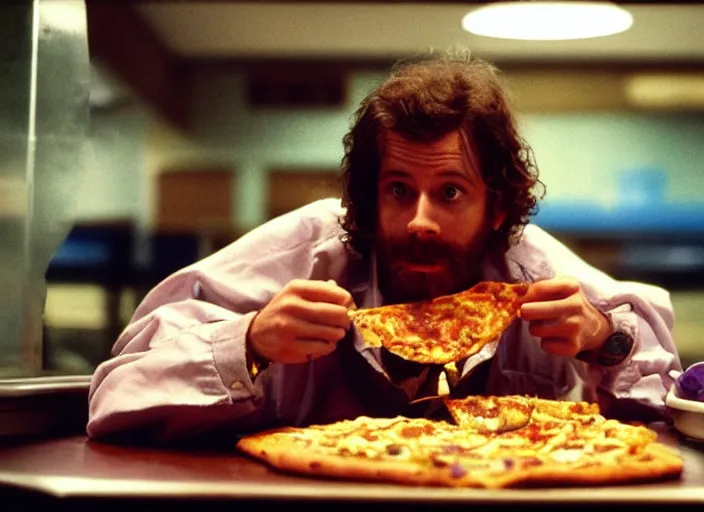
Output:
[0, 426, 702, 510]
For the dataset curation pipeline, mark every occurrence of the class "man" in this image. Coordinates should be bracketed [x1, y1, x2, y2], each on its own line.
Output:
[87, 51, 681, 444]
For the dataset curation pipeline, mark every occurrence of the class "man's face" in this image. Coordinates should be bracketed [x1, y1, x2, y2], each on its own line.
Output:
[376, 129, 503, 304]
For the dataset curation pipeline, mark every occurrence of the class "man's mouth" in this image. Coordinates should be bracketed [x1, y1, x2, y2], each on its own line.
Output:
[401, 259, 445, 273]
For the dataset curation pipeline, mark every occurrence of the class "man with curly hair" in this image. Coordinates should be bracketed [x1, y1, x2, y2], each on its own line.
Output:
[87, 51, 681, 444]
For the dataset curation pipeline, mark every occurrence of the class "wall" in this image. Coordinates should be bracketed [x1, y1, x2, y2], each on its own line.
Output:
[523, 114, 704, 207]
[76, 68, 704, 232]
[183, 69, 704, 231]
[75, 108, 147, 222]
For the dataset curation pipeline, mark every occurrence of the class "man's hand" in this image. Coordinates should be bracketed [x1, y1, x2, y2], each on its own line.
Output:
[247, 279, 353, 364]
[519, 276, 612, 358]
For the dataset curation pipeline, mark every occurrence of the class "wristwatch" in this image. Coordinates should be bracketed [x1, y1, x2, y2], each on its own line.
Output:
[577, 304, 635, 367]
[594, 330, 635, 367]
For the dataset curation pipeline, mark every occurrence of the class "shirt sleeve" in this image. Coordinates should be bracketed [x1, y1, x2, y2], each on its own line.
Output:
[87, 300, 263, 442]
[87, 199, 346, 443]
[587, 285, 682, 416]
[519, 225, 683, 414]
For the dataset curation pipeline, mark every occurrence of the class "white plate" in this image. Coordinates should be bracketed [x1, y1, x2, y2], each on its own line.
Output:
[665, 383, 704, 440]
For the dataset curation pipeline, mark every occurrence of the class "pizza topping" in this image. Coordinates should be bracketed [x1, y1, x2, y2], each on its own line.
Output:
[553, 440, 587, 450]
[386, 443, 408, 456]
[520, 456, 544, 467]
[592, 444, 620, 453]
[549, 449, 583, 463]
[362, 431, 379, 441]
[430, 455, 449, 468]
[444, 395, 534, 434]
[450, 462, 467, 479]
[441, 444, 466, 454]
[400, 424, 434, 438]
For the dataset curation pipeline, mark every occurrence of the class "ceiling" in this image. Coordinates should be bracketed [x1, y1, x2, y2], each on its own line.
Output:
[134, 1, 704, 64]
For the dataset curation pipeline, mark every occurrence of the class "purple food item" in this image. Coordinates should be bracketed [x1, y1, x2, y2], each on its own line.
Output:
[450, 462, 467, 479]
[676, 362, 704, 402]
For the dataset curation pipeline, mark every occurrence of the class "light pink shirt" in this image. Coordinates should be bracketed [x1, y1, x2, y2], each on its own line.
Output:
[87, 199, 682, 443]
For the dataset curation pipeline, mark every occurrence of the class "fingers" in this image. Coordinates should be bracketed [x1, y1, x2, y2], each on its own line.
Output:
[287, 299, 352, 330]
[525, 306, 582, 357]
[296, 339, 339, 359]
[293, 319, 348, 344]
[277, 280, 352, 329]
[527, 318, 579, 339]
[520, 298, 581, 321]
[289, 279, 354, 307]
[522, 277, 580, 303]
[279, 339, 338, 364]
[285, 317, 346, 363]
[540, 338, 579, 358]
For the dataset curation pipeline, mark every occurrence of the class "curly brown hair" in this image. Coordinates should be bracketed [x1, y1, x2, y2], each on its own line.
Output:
[340, 49, 544, 259]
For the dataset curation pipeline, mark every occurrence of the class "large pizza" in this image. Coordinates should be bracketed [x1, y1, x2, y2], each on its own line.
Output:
[236, 395, 683, 489]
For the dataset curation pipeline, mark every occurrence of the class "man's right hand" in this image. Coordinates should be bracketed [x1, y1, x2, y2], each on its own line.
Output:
[246, 279, 354, 364]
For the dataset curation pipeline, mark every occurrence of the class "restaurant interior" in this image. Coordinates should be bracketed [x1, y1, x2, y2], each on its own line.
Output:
[31, 1, 704, 377]
[0, 0, 703, 507]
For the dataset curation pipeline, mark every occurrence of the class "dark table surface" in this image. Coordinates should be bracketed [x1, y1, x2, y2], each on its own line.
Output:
[0, 424, 702, 508]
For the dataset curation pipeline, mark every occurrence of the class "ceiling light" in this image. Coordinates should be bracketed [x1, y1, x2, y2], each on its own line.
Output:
[461, 2, 633, 41]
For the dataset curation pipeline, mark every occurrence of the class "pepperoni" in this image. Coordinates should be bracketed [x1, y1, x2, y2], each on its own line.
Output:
[520, 424, 549, 443]
[362, 431, 378, 441]
[448, 323, 462, 339]
[453, 399, 499, 418]
[593, 445, 618, 453]
[400, 423, 435, 438]
[520, 456, 544, 467]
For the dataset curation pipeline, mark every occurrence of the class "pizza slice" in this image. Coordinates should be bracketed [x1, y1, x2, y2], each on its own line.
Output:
[348, 281, 530, 364]
[444, 395, 604, 432]
[444, 395, 534, 433]
[530, 396, 603, 425]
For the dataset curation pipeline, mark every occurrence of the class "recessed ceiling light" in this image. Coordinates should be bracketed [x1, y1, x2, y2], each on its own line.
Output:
[461, 2, 634, 41]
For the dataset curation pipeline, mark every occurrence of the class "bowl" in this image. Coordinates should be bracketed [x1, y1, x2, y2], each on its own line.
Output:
[665, 383, 704, 441]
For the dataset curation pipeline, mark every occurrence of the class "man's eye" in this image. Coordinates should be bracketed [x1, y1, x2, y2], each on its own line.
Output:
[391, 183, 407, 197]
[442, 186, 461, 200]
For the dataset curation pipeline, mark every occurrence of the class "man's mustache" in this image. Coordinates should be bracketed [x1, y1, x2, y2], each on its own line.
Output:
[382, 237, 461, 262]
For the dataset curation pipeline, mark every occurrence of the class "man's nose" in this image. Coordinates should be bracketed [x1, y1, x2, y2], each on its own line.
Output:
[407, 195, 441, 238]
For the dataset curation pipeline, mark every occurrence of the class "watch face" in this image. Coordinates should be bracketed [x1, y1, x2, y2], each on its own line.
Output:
[597, 331, 634, 367]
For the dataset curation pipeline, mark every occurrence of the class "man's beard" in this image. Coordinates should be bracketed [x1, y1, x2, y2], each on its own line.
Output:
[375, 230, 491, 305]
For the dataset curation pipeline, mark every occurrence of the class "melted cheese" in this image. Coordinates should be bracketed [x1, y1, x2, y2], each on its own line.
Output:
[549, 449, 584, 464]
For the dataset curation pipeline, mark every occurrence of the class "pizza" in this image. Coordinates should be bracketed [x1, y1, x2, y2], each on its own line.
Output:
[444, 395, 601, 433]
[444, 394, 535, 433]
[236, 395, 683, 489]
[348, 281, 530, 364]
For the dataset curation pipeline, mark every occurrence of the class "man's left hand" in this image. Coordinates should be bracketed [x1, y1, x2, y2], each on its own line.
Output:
[519, 276, 612, 358]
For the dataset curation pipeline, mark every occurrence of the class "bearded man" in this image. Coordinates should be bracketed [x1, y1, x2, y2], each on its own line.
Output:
[87, 51, 681, 445]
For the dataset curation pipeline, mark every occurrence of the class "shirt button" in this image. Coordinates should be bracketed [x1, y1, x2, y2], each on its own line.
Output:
[231, 381, 246, 391]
